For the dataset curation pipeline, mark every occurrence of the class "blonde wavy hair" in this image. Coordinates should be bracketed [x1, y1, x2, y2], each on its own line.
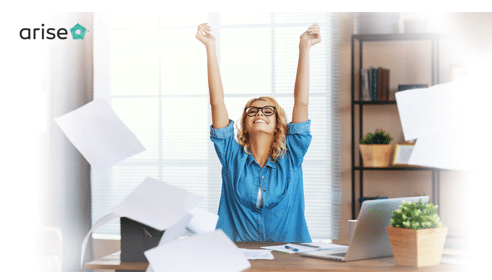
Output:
[236, 97, 288, 161]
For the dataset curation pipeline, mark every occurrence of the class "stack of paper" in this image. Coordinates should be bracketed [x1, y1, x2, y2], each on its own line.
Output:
[261, 242, 348, 254]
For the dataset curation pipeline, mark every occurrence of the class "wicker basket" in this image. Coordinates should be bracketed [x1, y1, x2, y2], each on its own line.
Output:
[359, 144, 393, 167]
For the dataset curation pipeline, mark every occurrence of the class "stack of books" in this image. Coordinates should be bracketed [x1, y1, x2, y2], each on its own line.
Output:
[360, 67, 390, 102]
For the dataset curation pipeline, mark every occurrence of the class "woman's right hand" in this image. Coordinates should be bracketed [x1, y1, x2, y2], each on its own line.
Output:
[196, 23, 215, 48]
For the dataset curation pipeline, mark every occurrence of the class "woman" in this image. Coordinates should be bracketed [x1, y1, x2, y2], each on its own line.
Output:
[196, 22, 320, 242]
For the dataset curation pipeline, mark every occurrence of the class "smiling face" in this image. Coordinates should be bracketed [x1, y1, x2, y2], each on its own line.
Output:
[243, 99, 277, 136]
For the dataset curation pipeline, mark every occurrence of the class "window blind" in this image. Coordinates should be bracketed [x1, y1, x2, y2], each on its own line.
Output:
[92, 12, 341, 241]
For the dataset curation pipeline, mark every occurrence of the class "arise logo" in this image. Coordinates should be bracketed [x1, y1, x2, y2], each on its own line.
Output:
[20, 23, 89, 40]
[70, 23, 87, 39]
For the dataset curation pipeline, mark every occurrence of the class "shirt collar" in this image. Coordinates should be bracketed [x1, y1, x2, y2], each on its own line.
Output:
[247, 154, 277, 169]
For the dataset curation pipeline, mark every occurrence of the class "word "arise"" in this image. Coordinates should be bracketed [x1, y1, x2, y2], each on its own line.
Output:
[20, 24, 69, 40]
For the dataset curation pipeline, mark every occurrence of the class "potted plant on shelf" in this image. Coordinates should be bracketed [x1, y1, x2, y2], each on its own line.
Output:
[387, 199, 448, 267]
[359, 129, 393, 167]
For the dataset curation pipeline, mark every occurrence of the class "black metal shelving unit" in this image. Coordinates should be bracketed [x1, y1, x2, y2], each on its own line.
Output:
[350, 33, 446, 220]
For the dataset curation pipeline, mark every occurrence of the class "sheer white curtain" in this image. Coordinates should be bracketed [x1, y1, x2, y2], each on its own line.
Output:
[92, 12, 341, 241]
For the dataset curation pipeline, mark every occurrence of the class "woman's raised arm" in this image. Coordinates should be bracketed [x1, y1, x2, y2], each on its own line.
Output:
[292, 23, 321, 123]
[196, 23, 229, 129]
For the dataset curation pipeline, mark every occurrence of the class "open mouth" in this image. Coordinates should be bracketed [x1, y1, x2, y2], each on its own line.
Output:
[254, 119, 267, 124]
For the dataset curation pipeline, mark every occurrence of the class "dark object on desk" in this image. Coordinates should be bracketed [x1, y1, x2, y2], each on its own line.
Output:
[120, 217, 165, 262]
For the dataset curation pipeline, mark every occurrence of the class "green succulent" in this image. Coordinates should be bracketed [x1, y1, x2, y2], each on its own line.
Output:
[360, 129, 392, 145]
[389, 199, 444, 229]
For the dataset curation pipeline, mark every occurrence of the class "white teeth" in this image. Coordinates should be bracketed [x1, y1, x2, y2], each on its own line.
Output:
[254, 120, 266, 124]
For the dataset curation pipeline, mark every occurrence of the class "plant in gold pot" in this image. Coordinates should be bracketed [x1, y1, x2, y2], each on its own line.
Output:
[359, 129, 393, 167]
[387, 199, 448, 267]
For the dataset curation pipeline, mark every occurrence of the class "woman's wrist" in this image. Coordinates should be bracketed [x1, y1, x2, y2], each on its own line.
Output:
[206, 43, 217, 52]
[299, 42, 311, 51]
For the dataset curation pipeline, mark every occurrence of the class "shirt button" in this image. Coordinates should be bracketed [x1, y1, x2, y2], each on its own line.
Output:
[262, 176, 265, 179]
[263, 189, 266, 192]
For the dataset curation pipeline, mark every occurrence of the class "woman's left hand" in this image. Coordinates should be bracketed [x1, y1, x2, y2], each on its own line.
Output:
[299, 23, 321, 49]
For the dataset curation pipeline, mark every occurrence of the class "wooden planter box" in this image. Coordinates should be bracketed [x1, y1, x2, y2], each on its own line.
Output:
[387, 226, 448, 267]
[359, 144, 393, 167]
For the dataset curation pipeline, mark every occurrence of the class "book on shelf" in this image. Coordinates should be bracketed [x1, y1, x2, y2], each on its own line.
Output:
[377, 68, 384, 101]
[371, 67, 378, 101]
[380, 68, 390, 101]
[360, 67, 390, 102]
[397, 84, 428, 91]
[361, 68, 371, 101]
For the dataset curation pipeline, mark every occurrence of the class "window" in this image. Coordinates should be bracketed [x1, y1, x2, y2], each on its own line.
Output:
[92, 12, 341, 241]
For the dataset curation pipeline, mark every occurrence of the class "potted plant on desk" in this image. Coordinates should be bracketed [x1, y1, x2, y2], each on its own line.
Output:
[359, 129, 393, 167]
[387, 199, 448, 267]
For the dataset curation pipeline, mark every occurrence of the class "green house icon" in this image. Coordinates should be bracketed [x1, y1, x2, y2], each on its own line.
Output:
[70, 23, 87, 40]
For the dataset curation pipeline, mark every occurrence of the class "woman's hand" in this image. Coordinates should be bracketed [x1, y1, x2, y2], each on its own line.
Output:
[196, 23, 216, 48]
[299, 23, 321, 49]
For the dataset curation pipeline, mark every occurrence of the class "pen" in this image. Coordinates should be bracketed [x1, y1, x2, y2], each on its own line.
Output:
[296, 243, 321, 249]
[284, 245, 299, 252]
[143, 227, 153, 238]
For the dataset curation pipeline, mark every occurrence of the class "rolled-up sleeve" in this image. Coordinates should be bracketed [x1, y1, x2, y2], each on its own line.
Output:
[210, 120, 240, 167]
[286, 120, 312, 168]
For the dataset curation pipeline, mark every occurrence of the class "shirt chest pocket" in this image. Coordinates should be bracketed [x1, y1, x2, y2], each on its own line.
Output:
[261, 168, 290, 209]
[235, 166, 290, 209]
[236, 174, 260, 208]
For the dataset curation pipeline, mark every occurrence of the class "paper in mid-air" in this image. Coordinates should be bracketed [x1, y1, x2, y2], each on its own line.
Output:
[395, 78, 476, 170]
[144, 230, 251, 272]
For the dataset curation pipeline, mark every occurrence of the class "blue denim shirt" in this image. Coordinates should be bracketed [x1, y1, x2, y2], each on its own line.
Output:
[210, 119, 312, 242]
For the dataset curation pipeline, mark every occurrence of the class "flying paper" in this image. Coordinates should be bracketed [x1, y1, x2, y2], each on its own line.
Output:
[111, 177, 203, 231]
[55, 98, 145, 172]
[144, 230, 250, 272]
[395, 78, 476, 170]
[408, 131, 472, 170]
[396, 80, 471, 141]
[146, 213, 193, 272]
[186, 207, 219, 234]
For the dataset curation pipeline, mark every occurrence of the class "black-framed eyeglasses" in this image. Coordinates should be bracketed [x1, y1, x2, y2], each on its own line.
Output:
[245, 106, 276, 117]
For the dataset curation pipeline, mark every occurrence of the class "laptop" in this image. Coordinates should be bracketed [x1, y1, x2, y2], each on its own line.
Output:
[301, 196, 429, 262]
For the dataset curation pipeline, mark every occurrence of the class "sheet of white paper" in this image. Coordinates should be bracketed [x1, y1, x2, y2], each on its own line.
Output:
[158, 213, 193, 246]
[54, 98, 146, 172]
[261, 243, 313, 254]
[395, 80, 472, 141]
[111, 177, 203, 231]
[144, 230, 250, 272]
[239, 249, 274, 260]
[408, 131, 472, 170]
[80, 212, 121, 268]
[261, 242, 348, 254]
[146, 213, 193, 272]
[186, 207, 218, 234]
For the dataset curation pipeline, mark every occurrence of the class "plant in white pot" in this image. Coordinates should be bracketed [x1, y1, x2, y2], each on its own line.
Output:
[387, 199, 448, 267]
[359, 129, 393, 167]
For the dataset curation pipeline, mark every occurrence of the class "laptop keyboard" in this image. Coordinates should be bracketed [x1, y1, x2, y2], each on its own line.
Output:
[331, 252, 347, 257]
